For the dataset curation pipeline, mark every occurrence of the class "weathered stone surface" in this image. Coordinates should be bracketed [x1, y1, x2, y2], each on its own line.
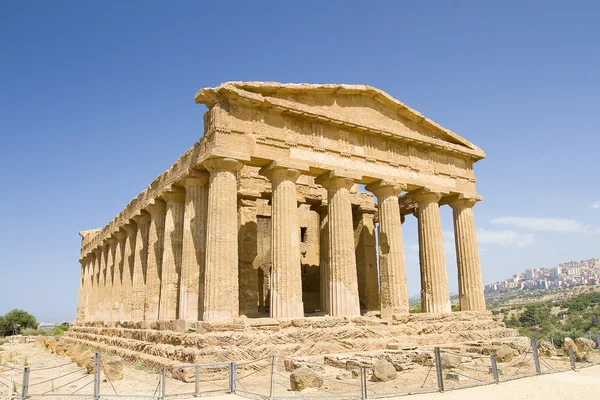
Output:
[539, 340, 556, 357]
[171, 364, 196, 383]
[563, 338, 579, 355]
[371, 359, 397, 382]
[290, 367, 323, 391]
[575, 337, 597, 351]
[495, 344, 517, 363]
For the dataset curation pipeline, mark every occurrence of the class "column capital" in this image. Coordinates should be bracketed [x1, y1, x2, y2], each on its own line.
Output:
[161, 188, 186, 203]
[93, 247, 103, 257]
[105, 237, 117, 245]
[446, 194, 482, 210]
[366, 180, 407, 198]
[145, 198, 166, 215]
[123, 222, 138, 235]
[203, 157, 244, 173]
[131, 210, 151, 225]
[113, 229, 127, 241]
[182, 172, 209, 188]
[315, 171, 355, 190]
[259, 164, 302, 183]
[411, 188, 447, 204]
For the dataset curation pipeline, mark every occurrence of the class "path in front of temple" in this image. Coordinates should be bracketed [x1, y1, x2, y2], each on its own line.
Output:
[2, 340, 599, 400]
[204, 366, 600, 400]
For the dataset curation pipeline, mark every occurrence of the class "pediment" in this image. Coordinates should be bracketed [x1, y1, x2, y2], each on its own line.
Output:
[195, 81, 485, 160]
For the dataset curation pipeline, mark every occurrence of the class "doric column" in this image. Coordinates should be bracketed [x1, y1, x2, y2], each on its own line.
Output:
[314, 203, 329, 314]
[261, 166, 304, 319]
[316, 174, 361, 317]
[93, 248, 102, 321]
[105, 238, 117, 322]
[86, 254, 96, 322]
[179, 174, 209, 322]
[367, 181, 409, 317]
[203, 157, 244, 321]
[131, 211, 151, 321]
[144, 199, 166, 321]
[414, 190, 451, 313]
[76, 258, 87, 323]
[159, 190, 186, 321]
[112, 230, 126, 320]
[353, 205, 379, 313]
[449, 197, 486, 311]
[121, 222, 138, 321]
[100, 243, 110, 321]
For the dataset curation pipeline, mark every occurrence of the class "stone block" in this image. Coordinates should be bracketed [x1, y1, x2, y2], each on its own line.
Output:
[445, 372, 466, 382]
[371, 359, 397, 382]
[290, 367, 323, 391]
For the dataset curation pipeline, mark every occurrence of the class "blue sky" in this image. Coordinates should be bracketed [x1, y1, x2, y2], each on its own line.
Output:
[1, 1, 599, 322]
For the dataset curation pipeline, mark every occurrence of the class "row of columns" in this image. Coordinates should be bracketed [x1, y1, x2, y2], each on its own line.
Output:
[76, 157, 486, 324]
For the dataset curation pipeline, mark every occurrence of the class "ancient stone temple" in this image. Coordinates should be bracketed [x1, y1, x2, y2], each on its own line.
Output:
[67, 82, 516, 366]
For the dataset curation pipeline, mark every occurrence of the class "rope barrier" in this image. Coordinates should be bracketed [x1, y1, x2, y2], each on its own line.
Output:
[39, 372, 91, 395]
[27, 367, 87, 387]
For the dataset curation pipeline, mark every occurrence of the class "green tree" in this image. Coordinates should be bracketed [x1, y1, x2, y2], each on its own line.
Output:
[0, 310, 38, 336]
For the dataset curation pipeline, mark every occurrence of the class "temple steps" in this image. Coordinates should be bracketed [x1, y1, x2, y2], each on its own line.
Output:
[63, 312, 518, 365]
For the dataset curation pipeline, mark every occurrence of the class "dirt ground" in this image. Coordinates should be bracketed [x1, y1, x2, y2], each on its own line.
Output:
[1, 340, 599, 400]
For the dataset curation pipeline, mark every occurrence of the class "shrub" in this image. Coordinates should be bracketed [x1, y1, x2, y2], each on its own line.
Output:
[0, 310, 38, 336]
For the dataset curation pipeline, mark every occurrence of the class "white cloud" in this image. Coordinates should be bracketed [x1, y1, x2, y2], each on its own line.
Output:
[592, 201, 600, 209]
[477, 228, 536, 247]
[490, 216, 597, 233]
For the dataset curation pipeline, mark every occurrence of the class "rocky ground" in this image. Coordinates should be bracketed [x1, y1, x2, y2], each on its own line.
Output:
[0, 335, 598, 399]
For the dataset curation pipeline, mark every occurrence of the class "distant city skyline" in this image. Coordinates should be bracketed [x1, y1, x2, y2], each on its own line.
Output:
[485, 258, 600, 293]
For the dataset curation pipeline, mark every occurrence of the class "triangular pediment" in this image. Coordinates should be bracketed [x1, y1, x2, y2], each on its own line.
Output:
[195, 81, 485, 160]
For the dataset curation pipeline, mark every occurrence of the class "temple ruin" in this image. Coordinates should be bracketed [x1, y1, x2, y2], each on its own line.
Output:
[67, 82, 516, 365]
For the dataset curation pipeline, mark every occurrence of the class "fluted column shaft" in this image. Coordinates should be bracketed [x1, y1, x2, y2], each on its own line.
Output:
[179, 175, 209, 321]
[160, 191, 186, 320]
[87, 255, 97, 322]
[93, 249, 102, 321]
[76, 260, 86, 323]
[354, 207, 379, 313]
[263, 167, 304, 318]
[415, 191, 451, 313]
[113, 231, 126, 320]
[203, 158, 244, 321]
[132, 212, 151, 321]
[322, 176, 361, 317]
[317, 205, 330, 314]
[106, 239, 117, 322]
[368, 182, 409, 317]
[121, 222, 138, 321]
[100, 244, 110, 321]
[450, 198, 486, 311]
[145, 200, 166, 321]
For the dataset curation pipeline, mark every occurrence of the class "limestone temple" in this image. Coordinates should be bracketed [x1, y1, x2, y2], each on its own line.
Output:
[68, 82, 513, 365]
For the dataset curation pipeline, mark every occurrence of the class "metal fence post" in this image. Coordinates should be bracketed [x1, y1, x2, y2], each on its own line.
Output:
[194, 365, 200, 397]
[228, 362, 237, 393]
[531, 338, 541, 375]
[434, 347, 444, 393]
[360, 366, 368, 399]
[568, 346, 576, 370]
[160, 366, 167, 400]
[21, 367, 29, 400]
[93, 353, 101, 400]
[490, 355, 499, 384]
[269, 356, 275, 399]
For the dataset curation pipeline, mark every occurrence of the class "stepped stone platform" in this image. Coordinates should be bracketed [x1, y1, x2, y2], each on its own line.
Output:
[63, 311, 518, 368]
